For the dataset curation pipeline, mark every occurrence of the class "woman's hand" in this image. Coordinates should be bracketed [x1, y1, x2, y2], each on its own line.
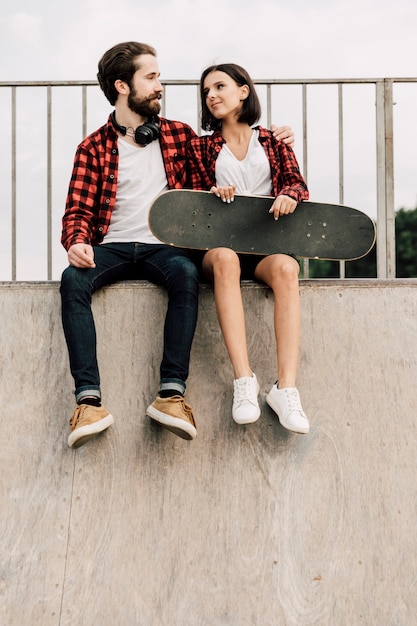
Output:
[210, 184, 237, 204]
[269, 195, 297, 220]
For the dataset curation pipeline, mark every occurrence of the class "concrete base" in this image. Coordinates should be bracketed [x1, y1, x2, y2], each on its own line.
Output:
[1, 279, 417, 625]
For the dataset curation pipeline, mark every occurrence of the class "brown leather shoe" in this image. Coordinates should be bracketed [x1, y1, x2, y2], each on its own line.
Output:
[68, 404, 114, 448]
[146, 395, 197, 440]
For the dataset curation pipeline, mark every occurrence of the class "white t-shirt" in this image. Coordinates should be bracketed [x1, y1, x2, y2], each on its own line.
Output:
[215, 129, 272, 195]
[103, 137, 168, 244]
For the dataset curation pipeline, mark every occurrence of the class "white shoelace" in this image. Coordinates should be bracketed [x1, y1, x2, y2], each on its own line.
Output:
[282, 388, 304, 415]
[234, 377, 258, 406]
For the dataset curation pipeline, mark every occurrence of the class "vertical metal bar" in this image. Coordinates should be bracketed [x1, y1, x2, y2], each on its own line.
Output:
[375, 81, 386, 278]
[302, 83, 308, 183]
[266, 84, 271, 129]
[338, 84, 345, 203]
[338, 84, 345, 278]
[161, 84, 166, 118]
[82, 85, 87, 138]
[302, 84, 309, 278]
[384, 79, 396, 278]
[47, 86, 52, 280]
[375, 80, 395, 278]
[196, 84, 201, 134]
[11, 87, 17, 281]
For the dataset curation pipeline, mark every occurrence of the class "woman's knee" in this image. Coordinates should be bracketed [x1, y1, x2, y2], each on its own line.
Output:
[205, 248, 240, 278]
[279, 256, 300, 279]
[257, 254, 299, 284]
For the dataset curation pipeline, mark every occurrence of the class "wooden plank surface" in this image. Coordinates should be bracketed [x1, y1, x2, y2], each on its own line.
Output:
[1, 281, 417, 625]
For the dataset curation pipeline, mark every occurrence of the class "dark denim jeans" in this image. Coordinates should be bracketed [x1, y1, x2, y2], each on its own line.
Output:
[60, 243, 199, 403]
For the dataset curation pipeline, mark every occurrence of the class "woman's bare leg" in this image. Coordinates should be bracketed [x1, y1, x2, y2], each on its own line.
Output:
[202, 248, 252, 379]
[256, 253, 309, 433]
[203, 248, 260, 424]
[254, 254, 300, 388]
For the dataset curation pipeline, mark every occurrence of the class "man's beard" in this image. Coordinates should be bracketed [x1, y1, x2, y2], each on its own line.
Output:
[127, 89, 161, 118]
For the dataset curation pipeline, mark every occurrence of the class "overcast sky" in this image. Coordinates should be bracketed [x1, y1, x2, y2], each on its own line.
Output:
[1, 0, 417, 280]
[1, 0, 417, 81]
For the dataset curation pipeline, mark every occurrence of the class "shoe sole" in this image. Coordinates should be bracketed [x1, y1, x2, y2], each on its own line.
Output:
[146, 406, 196, 440]
[265, 394, 309, 434]
[68, 414, 114, 448]
[232, 410, 261, 425]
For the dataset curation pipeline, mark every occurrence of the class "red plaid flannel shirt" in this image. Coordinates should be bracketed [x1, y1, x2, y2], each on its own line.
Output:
[61, 115, 197, 250]
[186, 127, 309, 202]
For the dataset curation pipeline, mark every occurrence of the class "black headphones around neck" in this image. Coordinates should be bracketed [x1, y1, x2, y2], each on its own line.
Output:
[110, 111, 160, 146]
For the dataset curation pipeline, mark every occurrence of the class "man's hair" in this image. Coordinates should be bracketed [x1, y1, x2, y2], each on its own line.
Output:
[200, 63, 261, 131]
[97, 41, 157, 105]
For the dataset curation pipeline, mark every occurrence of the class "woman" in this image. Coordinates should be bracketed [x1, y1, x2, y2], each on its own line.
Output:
[186, 63, 310, 434]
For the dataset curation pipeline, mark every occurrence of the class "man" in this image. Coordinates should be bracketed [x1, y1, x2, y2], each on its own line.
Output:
[60, 41, 294, 449]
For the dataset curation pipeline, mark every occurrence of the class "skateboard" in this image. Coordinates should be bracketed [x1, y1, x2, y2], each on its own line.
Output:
[149, 190, 376, 260]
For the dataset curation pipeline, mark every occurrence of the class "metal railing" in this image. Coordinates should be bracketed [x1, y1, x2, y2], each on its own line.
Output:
[1, 77, 416, 281]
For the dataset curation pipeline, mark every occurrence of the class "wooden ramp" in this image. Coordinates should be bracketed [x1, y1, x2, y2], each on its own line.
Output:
[1, 280, 417, 625]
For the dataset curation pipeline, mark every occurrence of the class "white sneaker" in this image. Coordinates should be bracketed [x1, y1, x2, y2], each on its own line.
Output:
[232, 373, 261, 424]
[266, 385, 310, 434]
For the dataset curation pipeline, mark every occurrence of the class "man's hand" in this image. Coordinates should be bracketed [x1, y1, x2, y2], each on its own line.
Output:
[269, 194, 297, 220]
[68, 243, 96, 268]
[271, 124, 294, 148]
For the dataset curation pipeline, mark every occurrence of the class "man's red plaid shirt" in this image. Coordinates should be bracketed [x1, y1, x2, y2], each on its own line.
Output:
[61, 115, 196, 250]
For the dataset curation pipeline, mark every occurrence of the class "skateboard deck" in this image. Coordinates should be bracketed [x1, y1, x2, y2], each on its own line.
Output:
[149, 190, 376, 261]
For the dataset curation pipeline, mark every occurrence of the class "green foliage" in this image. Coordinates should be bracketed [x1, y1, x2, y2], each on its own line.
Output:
[395, 207, 417, 278]
[302, 250, 377, 278]
[300, 205, 417, 278]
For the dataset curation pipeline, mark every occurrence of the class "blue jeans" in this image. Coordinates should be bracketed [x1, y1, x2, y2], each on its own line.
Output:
[60, 243, 199, 403]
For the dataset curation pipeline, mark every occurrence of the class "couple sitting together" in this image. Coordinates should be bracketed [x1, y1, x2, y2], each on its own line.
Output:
[61, 41, 310, 449]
